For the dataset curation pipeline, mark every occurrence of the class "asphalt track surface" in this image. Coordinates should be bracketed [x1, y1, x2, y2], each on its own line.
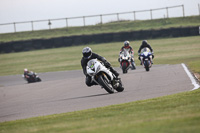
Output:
[0, 64, 194, 122]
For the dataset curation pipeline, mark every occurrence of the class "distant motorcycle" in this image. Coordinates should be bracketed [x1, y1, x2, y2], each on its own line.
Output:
[22, 71, 41, 83]
[119, 50, 132, 73]
[139, 47, 153, 71]
[87, 59, 124, 94]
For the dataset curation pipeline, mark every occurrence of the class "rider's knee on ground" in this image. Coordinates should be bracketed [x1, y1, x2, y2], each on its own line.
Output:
[86, 80, 92, 86]
[85, 76, 92, 86]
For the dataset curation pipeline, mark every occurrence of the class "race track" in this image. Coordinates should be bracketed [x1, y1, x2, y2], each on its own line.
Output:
[0, 64, 194, 122]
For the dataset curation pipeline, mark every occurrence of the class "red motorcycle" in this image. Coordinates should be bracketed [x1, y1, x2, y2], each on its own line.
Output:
[119, 50, 132, 73]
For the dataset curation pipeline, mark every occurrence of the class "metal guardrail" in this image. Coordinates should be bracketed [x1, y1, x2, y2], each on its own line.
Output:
[0, 5, 186, 33]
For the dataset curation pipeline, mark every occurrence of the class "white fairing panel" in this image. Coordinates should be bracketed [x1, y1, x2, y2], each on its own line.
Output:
[86, 59, 113, 80]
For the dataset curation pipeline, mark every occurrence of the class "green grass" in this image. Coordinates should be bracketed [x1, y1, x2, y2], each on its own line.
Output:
[0, 36, 200, 76]
[0, 16, 200, 43]
[0, 88, 200, 133]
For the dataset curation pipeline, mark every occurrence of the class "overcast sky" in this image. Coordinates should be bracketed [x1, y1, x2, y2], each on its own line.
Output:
[0, 0, 199, 33]
[0, 0, 199, 23]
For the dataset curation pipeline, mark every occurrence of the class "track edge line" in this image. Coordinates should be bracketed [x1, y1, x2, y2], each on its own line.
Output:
[181, 63, 200, 90]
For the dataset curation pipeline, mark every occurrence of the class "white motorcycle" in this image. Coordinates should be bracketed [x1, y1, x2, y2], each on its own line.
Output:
[86, 59, 124, 94]
[119, 50, 133, 73]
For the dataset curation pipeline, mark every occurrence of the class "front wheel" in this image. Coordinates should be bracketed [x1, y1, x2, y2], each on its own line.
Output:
[37, 77, 41, 82]
[98, 74, 114, 94]
[144, 60, 150, 71]
[122, 62, 128, 73]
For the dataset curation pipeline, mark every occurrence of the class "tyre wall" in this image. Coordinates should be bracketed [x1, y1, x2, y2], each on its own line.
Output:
[0, 26, 199, 53]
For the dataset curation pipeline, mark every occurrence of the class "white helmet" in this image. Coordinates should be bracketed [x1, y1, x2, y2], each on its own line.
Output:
[24, 68, 28, 72]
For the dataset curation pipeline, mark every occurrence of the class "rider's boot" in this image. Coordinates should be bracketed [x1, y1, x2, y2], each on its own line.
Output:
[139, 57, 143, 65]
[131, 60, 136, 70]
[110, 67, 119, 79]
[150, 56, 153, 64]
[110, 67, 120, 88]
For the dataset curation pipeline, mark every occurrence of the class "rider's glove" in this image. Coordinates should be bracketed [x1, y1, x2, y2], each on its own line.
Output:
[104, 61, 111, 67]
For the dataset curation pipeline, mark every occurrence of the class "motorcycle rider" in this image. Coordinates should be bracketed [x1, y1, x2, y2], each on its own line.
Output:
[138, 40, 154, 64]
[23, 68, 41, 83]
[24, 68, 31, 79]
[118, 41, 136, 69]
[81, 47, 119, 87]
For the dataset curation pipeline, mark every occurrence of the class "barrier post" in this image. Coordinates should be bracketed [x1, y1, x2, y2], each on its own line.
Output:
[133, 11, 136, 20]
[14, 22, 16, 32]
[31, 21, 34, 31]
[166, 7, 169, 18]
[66, 18, 68, 27]
[117, 13, 119, 21]
[83, 16, 85, 26]
[182, 5, 185, 17]
[48, 20, 52, 29]
[100, 15, 102, 24]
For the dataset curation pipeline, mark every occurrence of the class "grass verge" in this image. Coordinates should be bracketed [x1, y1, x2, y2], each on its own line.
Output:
[0, 88, 200, 133]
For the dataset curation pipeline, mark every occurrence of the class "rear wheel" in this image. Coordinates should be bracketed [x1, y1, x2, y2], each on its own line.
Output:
[98, 74, 114, 94]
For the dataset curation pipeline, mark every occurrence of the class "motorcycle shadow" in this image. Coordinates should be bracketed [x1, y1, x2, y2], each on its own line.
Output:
[54, 93, 112, 102]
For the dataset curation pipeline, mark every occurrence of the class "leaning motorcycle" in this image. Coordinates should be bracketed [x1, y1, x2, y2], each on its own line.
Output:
[119, 50, 132, 73]
[86, 59, 124, 94]
[22, 71, 42, 83]
[139, 47, 153, 71]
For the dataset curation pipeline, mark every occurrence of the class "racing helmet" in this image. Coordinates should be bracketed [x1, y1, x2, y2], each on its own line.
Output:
[124, 41, 130, 47]
[24, 68, 28, 72]
[142, 40, 148, 45]
[82, 47, 92, 59]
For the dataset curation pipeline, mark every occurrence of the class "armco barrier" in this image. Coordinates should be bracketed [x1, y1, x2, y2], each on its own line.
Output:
[0, 26, 199, 53]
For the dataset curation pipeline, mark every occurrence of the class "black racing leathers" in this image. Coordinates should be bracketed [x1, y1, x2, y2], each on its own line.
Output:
[138, 42, 154, 61]
[81, 53, 119, 86]
[138, 43, 153, 53]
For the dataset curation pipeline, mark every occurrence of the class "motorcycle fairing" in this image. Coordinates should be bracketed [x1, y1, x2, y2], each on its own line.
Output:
[87, 59, 114, 81]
